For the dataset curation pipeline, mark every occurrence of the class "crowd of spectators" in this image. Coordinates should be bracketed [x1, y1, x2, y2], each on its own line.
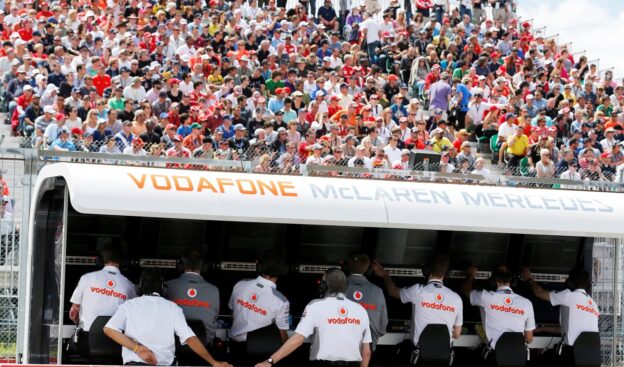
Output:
[1, 0, 623, 182]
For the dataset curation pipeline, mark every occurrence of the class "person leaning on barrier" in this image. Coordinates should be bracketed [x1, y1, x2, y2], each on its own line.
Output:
[345, 253, 388, 353]
[521, 267, 599, 365]
[462, 265, 535, 365]
[255, 268, 372, 367]
[164, 249, 220, 348]
[371, 254, 463, 366]
[69, 243, 136, 355]
[104, 270, 232, 367]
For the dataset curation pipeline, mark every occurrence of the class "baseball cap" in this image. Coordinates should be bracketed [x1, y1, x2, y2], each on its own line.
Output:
[190, 123, 202, 129]
[234, 123, 247, 131]
[173, 135, 183, 142]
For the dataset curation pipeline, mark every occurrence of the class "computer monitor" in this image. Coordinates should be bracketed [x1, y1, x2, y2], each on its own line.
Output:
[409, 149, 442, 171]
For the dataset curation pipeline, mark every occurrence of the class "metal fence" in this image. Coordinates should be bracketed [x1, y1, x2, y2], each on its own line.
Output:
[0, 152, 27, 360]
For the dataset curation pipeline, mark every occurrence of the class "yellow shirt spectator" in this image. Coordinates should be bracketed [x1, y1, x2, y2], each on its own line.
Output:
[506, 133, 530, 156]
[430, 136, 453, 153]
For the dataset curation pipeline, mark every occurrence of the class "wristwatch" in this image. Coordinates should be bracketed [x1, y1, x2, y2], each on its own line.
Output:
[267, 358, 275, 365]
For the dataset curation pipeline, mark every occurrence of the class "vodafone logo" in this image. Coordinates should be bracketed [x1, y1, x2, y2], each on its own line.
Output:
[338, 307, 349, 316]
[435, 294, 444, 303]
[187, 288, 198, 298]
[249, 293, 259, 303]
[106, 279, 116, 289]
[353, 291, 363, 301]
[588, 299, 593, 306]
[504, 297, 513, 306]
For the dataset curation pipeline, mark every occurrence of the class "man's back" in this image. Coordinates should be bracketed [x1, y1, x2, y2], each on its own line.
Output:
[106, 295, 195, 365]
[346, 274, 388, 347]
[165, 273, 220, 344]
[70, 265, 136, 331]
[470, 287, 535, 349]
[400, 280, 463, 345]
[228, 276, 290, 342]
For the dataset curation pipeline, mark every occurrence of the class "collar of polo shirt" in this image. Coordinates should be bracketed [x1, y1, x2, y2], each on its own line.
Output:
[257, 275, 277, 288]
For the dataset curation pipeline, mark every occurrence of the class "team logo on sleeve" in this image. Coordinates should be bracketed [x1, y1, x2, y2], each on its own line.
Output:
[435, 294, 444, 303]
[187, 288, 198, 298]
[106, 280, 116, 289]
[249, 293, 259, 303]
[504, 297, 513, 306]
[353, 291, 363, 301]
[338, 306, 349, 316]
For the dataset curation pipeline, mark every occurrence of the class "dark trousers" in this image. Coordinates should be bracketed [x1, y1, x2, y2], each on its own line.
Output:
[507, 154, 524, 167]
[228, 340, 248, 366]
[456, 111, 467, 130]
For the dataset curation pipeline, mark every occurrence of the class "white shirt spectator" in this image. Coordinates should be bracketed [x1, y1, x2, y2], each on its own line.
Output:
[123, 85, 147, 103]
[384, 145, 401, 163]
[361, 18, 381, 44]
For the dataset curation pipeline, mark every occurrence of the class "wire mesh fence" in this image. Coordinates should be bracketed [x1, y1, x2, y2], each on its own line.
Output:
[592, 237, 624, 366]
[0, 153, 23, 360]
[15, 133, 624, 192]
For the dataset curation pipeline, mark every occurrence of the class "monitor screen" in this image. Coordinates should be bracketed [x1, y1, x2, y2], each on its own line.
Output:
[299, 225, 363, 263]
[525, 235, 580, 273]
[449, 232, 509, 269]
[221, 221, 285, 261]
[375, 229, 436, 266]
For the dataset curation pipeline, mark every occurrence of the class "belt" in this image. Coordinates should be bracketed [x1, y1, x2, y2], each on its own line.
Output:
[311, 361, 359, 367]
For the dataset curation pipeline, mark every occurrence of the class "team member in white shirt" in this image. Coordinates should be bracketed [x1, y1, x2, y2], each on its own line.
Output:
[522, 267, 599, 364]
[255, 269, 372, 367]
[463, 266, 535, 363]
[372, 254, 463, 363]
[104, 270, 231, 367]
[228, 251, 290, 364]
[69, 244, 136, 354]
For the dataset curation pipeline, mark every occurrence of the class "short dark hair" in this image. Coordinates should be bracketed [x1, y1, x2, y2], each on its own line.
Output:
[568, 268, 590, 291]
[99, 243, 122, 264]
[347, 253, 370, 275]
[257, 250, 287, 278]
[428, 254, 450, 278]
[492, 266, 513, 285]
[139, 269, 164, 296]
[181, 248, 204, 272]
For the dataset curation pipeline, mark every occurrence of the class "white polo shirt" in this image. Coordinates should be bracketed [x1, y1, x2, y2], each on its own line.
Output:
[470, 287, 536, 349]
[69, 265, 137, 331]
[400, 280, 463, 346]
[296, 295, 372, 362]
[228, 276, 290, 342]
[105, 294, 196, 366]
[550, 289, 599, 345]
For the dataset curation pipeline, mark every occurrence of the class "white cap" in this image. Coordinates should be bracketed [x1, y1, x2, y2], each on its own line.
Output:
[43, 105, 56, 114]
[526, 94, 535, 100]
